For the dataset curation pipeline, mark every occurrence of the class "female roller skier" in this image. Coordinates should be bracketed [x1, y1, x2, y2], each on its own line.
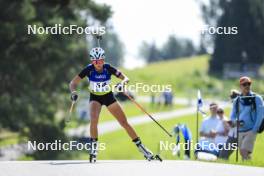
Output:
[69, 47, 158, 162]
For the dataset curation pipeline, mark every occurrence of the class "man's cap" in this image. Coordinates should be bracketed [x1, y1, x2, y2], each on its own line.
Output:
[239, 76, 252, 85]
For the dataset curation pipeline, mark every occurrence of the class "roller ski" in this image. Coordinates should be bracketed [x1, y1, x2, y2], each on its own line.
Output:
[89, 153, 97, 163]
[89, 139, 98, 163]
[133, 137, 162, 162]
[138, 144, 162, 162]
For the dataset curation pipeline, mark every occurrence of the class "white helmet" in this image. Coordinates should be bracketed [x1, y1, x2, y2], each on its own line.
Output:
[89, 47, 105, 60]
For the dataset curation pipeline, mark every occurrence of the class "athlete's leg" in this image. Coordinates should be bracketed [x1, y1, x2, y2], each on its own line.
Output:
[107, 100, 158, 161]
[107, 101, 138, 139]
[89, 101, 102, 139]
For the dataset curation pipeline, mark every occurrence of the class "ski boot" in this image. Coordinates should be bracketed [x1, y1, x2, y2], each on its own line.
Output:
[89, 138, 98, 163]
[133, 137, 162, 162]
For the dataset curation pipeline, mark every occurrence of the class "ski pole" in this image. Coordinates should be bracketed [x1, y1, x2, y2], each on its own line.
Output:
[236, 96, 240, 162]
[95, 34, 102, 47]
[66, 101, 76, 123]
[122, 91, 173, 137]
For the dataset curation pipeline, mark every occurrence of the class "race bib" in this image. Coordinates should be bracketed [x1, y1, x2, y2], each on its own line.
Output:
[89, 80, 111, 92]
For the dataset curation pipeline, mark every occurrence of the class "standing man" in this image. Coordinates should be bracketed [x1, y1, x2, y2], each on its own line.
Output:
[229, 76, 263, 160]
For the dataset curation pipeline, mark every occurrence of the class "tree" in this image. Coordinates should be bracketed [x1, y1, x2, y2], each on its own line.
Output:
[180, 39, 196, 57]
[198, 0, 264, 74]
[139, 41, 162, 63]
[0, 0, 111, 159]
[161, 35, 183, 60]
[139, 35, 196, 63]
[197, 0, 223, 51]
[212, 0, 264, 74]
[148, 42, 162, 63]
[161, 36, 196, 59]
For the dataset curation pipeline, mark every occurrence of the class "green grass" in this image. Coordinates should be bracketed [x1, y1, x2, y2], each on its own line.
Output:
[121, 55, 209, 96]
[21, 110, 264, 167]
[64, 101, 186, 130]
[118, 55, 264, 98]
[96, 113, 264, 167]
[99, 101, 185, 122]
[123, 55, 209, 84]
[0, 130, 28, 147]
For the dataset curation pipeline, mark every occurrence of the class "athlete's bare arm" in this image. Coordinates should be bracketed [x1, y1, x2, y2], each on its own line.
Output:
[118, 72, 129, 84]
[69, 75, 82, 92]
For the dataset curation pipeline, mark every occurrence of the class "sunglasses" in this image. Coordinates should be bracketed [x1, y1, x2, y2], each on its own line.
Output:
[217, 111, 224, 114]
[241, 82, 251, 87]
[92, 59, 104, 65]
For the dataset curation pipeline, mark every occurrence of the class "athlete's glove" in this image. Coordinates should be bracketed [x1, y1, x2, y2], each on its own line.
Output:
[121, 77, 129, 85]
[70, 91, 78, 101]
[115, 77, 129, 92]
[115, 83, 124, 92]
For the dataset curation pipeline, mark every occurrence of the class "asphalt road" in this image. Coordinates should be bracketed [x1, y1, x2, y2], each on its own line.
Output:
[1, 160, 263, 176]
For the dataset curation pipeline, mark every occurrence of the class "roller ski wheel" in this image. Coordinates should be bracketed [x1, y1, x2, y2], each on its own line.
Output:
[154, 154, 163, 162]
[89, 138, 98, 163]
[144, 154, 163, 162]
[89, 154, 96, 163]
[137, 143, 162, 162]
[144, 154, 154, 161]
